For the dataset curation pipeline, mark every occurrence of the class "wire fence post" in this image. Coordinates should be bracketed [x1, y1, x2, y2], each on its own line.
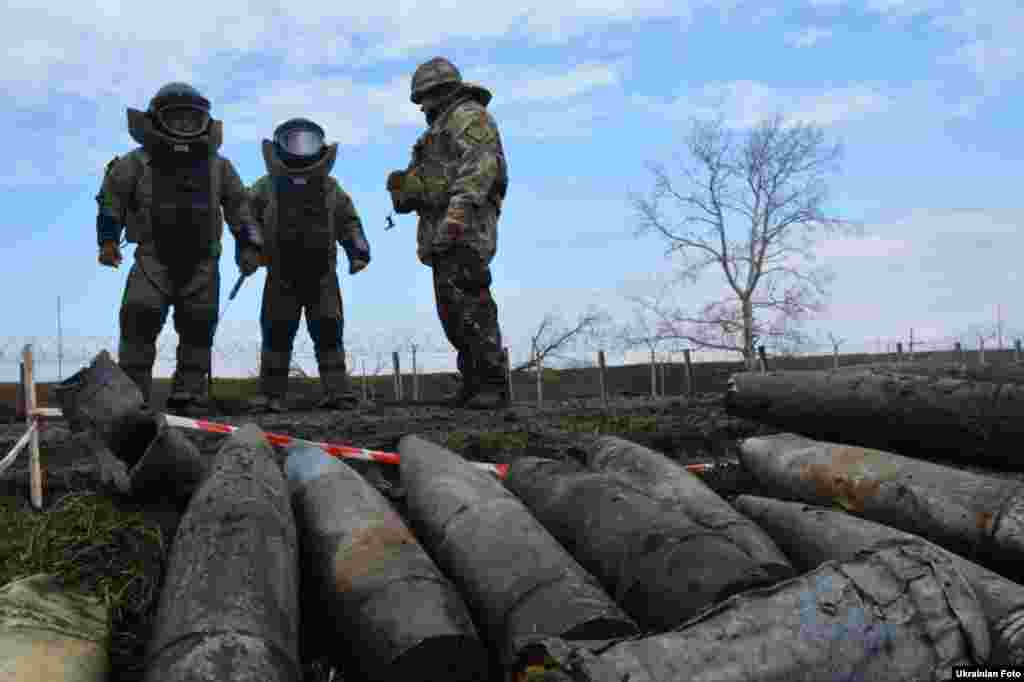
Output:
[410, 344, 418, 402]
[534, 348, 543, 408]
[503, 347, 512, 403]
[649, 348, 657, 398]
[598, 349, 607, 408]
[361, 359, 368, 401]
[658, 356, 666, 398]
[392, 351, 402, 402]
[684, 349, 693, 398]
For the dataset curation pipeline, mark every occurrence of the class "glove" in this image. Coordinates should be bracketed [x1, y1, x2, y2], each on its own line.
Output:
[98, 241, 123, 268]
[386, 170, 405, 192]
[349, 259, 368, 275]
[387, 169, 423, 214]
[236, 245, 263, 276]
[237, 222, 264, 249]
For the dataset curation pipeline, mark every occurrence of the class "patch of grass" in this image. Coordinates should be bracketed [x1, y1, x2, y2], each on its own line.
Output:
[445, 430, 529, 455]
[559, 414, 658, 434]
[478, 431, 529, 452]
[445, 431, 469, 452]
[0, 492, 165, 624]
[208, 377, 261, 402]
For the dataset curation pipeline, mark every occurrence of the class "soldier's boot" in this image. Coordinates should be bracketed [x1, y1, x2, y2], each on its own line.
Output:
[463, 384, 510, 410]
[247, 394, 287, 413]
[441, 374, 481, 407]
[441, 351, 480, 407]
[166, 345, 213, 416]
[461, 349, 509, 410]
[316, 356, 361, 411]
[250, 350, 291, 413]
[117, 341, 156, 405]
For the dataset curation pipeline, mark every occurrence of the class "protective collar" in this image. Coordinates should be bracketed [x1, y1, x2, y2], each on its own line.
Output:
[428, 83, 493, 126]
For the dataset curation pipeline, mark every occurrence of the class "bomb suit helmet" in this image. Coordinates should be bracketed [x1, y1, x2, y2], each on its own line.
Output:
[149, 82, 211, 138]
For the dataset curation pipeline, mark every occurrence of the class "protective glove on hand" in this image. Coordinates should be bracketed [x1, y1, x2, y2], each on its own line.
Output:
[98, 241, 123, 268]
[348, 259, 368, 275]
[387, 169, 423, 214]
[236, 246, 263, 276]
[386, 170, 405, 192]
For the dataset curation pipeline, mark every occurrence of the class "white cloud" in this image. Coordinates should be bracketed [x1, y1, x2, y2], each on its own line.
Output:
[636, 80, 891, 128]
[816, 235, 911, 259]
[951, 41, 1023, 87]
[466, 61, 622, 102]
[784, 27, 833, 48]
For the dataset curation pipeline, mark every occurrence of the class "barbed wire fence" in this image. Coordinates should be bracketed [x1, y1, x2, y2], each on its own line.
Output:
[4, 328, 1023, 404]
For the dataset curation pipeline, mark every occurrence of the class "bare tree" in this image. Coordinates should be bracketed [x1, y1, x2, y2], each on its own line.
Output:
[615, 291, 674, 397]
[827, 331, 846, 369]
[632, 111, 857, 367]
[514, 309, 610, 373]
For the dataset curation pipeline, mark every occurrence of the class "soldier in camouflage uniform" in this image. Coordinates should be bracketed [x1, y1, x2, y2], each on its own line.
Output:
[247, 118, 371, 413]
[96, 82, 263, 413]
[387, 57, 510, 408]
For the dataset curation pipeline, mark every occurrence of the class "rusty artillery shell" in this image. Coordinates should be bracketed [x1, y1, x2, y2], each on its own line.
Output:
[128, 412, 209, 506]
[397, 435, 638, 665]
[505, 457, 791, 630]
[144, 423, 301, 682]
[285, 443, 489, 682]
[739, 433, 1024, 576]
[531, 540, 990, 682]
[734, 494, 1024, 666]
[583, 435, 793, 575]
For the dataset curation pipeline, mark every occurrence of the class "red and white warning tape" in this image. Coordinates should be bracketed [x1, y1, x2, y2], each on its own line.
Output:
[30, 407, 510, 478]
[28, 407, 725, 479]
[168, 413, 512, 479]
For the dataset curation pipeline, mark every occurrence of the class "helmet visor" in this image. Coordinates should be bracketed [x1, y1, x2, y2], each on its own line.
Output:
[156, 104, 210, 137]
[275, 128, 324, 157]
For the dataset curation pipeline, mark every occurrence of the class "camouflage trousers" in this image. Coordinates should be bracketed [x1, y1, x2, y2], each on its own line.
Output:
[118, 256, 219, 403]
[259, 272, 350, 400]
[432, 246, 506, 388]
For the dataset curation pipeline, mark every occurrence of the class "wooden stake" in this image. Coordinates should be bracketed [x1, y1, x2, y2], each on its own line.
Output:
[598, 349, 607, 407]
[22, 345, 42, 510]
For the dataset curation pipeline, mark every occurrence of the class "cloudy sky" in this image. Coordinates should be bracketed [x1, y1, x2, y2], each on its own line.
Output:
[2, 0, 1022, 381]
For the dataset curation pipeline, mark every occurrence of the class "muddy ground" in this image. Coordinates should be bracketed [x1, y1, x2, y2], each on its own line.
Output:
[3, 392, 1022, 680]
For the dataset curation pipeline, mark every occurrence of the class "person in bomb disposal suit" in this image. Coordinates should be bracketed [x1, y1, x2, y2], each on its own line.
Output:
[387, 57, 510, 409]
[246, 118, 371, 413]
[96, 82, 263, 414]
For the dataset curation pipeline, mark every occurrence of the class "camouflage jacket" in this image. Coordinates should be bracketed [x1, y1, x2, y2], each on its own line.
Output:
[97, 147, 253, 261]
[407, 85, 508, 266]
[249, 169, 369, 278]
